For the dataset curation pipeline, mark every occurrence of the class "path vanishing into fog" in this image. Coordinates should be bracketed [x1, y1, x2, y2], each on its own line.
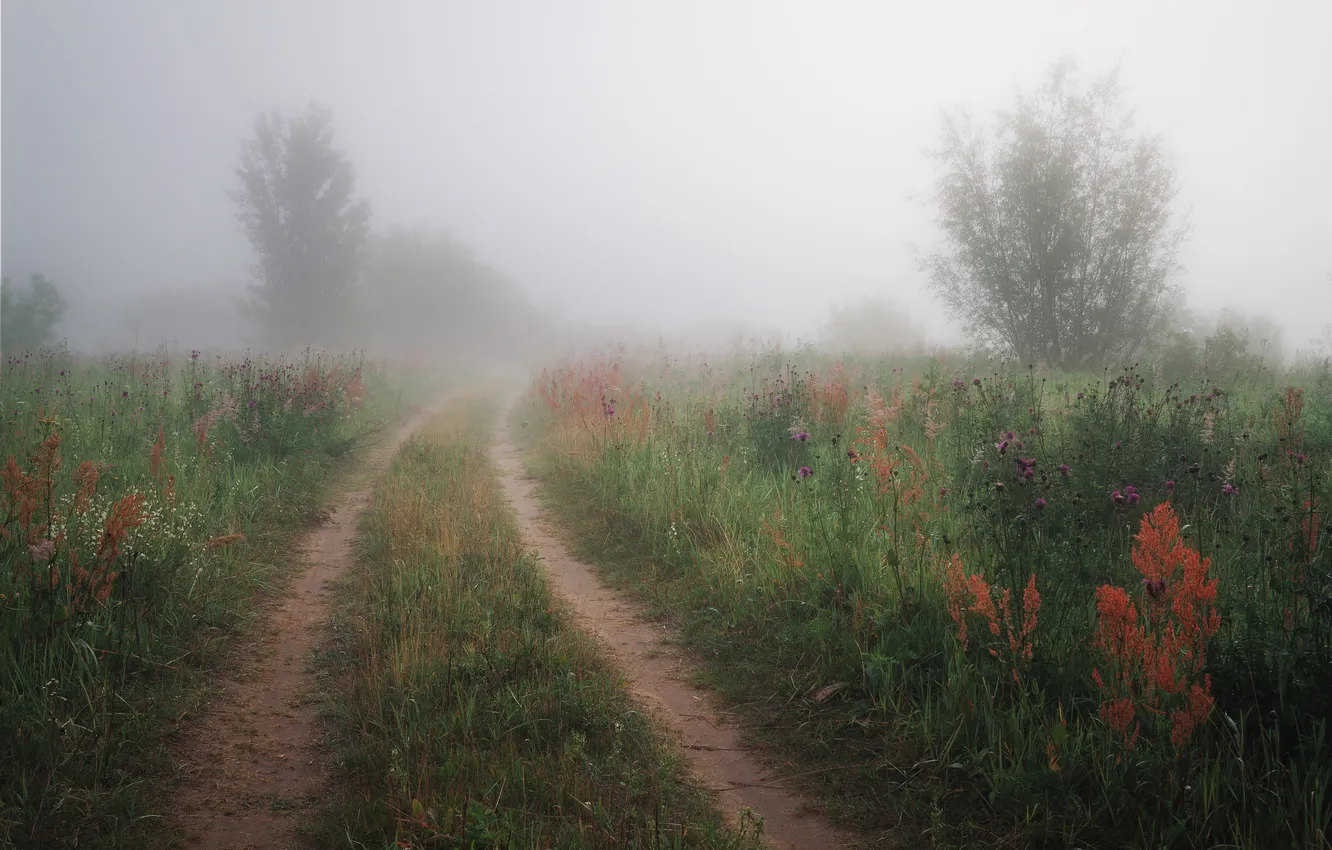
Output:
[492, 420, 850, 850]
[166, 405, 437, 850]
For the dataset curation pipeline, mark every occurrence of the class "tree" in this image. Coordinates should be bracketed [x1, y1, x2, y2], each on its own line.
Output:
[360, 228, 546, 359]
[818, 296, 927, 354]
[922, 61, 1187, 367]
[232, 104, 370, 347]
[1, 273, 68, 353]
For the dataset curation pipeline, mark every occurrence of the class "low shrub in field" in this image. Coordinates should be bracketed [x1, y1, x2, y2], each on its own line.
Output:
[316, 400, 760, 849]
[524, 351, 1332, 849]
[0, 346, 403, 849]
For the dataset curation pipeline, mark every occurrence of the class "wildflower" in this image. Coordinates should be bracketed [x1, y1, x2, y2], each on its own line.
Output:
[972, 377, 981, 386]
[791, 432, 810, 442]
[29, 539, 55, 562]
[1112, 490, 1126, 506]
[1035, 497, 1047, 510]
[1221, 483, 1237, 495]
[1005, 431, 1015, 440]
[952, 378, 966, 391]
[604, 405, 615, 416]
[248, 400, 257, 409]
[846, 448, 858, 462]
[1076, 391, 1085, 400]
[1125, 486, 1141, 506]
[1058, 464, 1070, 477]
[1165, 479, 1175, 492]
[995, 481, 1005, 492]
[798, 466, 813, 479]
[938, 486, 948, 497]
[1142, 577, 1167, 599]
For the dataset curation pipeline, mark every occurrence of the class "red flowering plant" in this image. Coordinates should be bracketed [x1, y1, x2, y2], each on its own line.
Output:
[1091, 502, 1220, 753]
[1, 426, 146, 638]
[943, 554, 1042, 687]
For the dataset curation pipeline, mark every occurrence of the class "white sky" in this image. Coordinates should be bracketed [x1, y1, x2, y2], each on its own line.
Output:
[3, 1, 1330, 348]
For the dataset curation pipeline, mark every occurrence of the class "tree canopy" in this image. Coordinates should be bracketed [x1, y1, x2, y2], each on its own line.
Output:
[1, 273, 68, 354]
[923, 61, 1187, 367]
[232, 103, 370, 347]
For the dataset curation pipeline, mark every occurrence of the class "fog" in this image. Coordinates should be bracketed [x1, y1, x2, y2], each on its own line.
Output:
[3, 1, 1330, 356]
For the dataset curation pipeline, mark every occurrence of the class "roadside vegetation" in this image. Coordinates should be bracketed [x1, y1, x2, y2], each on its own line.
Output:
[0, 346, 412, 848]
[316, 396, 763, 849]
[521, 349, 1332, 849]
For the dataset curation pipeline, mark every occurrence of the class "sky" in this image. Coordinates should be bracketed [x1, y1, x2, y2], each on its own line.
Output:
[3, 0, 1331, 351]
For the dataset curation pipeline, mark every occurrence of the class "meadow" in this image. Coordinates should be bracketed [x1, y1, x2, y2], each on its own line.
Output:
[0, 345, 411, 848]
[521, 346, 1332, 849]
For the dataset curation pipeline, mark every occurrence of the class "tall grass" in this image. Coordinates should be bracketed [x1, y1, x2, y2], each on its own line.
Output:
[315, 397, 763, 849]
[523, 349, 1332, 849]
[0, 345, 412, 849]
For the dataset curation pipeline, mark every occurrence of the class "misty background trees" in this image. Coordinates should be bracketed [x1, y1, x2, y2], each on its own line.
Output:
[924, 61, 1187, 368]
[231, 104, 548, 360]
[233, 104, 372, 348]
[1, 274, 67, 354]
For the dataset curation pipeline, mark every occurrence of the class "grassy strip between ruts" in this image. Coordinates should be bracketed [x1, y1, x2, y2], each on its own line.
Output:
[314, 397, 765, 850]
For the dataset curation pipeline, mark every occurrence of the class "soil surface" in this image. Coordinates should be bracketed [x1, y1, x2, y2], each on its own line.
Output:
[166, 407, 434, 849]
[493, 425, 851, 850]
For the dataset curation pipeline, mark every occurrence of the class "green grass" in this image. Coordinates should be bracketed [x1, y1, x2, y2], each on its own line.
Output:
[0, 345, 421, 849]
[314, 396, 765, 849]
[521, 350, 1332, 849]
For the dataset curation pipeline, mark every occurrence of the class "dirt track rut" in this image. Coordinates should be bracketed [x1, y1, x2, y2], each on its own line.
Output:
[167, 407, 433, 849]
[493, 424, 850, 850]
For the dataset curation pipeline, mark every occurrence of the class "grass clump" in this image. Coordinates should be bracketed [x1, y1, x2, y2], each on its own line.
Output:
[316, 396, 761, 849]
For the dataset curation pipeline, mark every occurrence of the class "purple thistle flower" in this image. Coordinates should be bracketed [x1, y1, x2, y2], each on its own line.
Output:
[952, 378, 966, 390]
[1165, 480, 1175, 492]
[1143, 578, 1167, 599]
[798, 466, 813, 479]
[1058, 464, 1070, 477]
[1034, 497, 1047, 510]
[1076, 391, 1085, 400]
[1112, 490, 1126, 506]
[605, 405, 615, 416]
[791, 432, 810, 442]
[938, 486, 948, 497]
[1222, 483, 1237, 495]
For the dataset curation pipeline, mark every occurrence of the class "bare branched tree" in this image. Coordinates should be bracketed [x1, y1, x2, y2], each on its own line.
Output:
[232, 104, 370, 347]
[922, 61, 1187, 367]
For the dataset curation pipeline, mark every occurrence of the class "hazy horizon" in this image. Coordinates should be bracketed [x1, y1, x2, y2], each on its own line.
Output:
[3, 1, 1330, 354]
